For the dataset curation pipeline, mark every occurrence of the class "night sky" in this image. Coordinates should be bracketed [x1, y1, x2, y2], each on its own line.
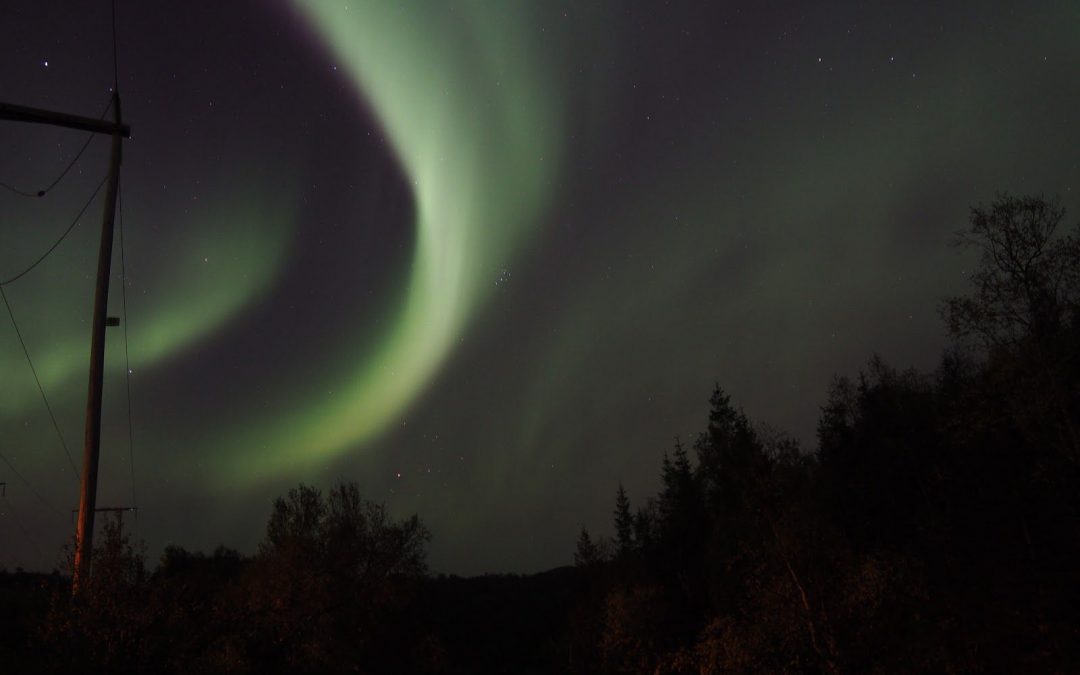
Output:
[2, 1, 1078, 575]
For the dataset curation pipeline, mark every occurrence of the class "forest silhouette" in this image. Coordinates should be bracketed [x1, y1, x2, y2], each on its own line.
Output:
[2, 194, 1078, 673]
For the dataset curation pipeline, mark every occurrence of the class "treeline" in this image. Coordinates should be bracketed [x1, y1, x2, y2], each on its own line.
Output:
[9, 485, 589, 673]
[20, 484, 435, 673]
[569, 194, 1079, 673]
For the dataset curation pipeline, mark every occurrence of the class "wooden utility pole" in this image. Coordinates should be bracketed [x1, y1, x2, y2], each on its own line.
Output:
[73, 90, 124, 595]
[0, 92, 130, 595]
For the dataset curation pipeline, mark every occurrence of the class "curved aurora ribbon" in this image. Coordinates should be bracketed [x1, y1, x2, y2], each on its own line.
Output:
[210, 1, 559, 479]
[0, 189, 295, 415]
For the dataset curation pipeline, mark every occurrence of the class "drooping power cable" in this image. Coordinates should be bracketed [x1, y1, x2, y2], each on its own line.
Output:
[0, 175, 106, 286]
[118, 179, 138, 522]
[0, 287, 80, 481]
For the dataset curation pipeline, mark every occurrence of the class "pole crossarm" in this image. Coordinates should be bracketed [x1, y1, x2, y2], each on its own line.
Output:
[70, 506, 137, 524]
[0, 101, 131, 138]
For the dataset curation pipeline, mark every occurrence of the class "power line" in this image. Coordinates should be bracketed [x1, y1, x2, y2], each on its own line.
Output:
[0, 170, 108, 483]
[111, 0, 121, 92]
[0, 182, 43, 198]
[0, 286, 80, 481]
[118, 179, 138, 522]
[1, 132, 95, 198]
[0, 96, 112, 199]
[0, 174, 106, 285]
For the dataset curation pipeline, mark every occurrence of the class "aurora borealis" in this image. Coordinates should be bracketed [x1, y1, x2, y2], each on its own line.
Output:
[216, 1, 562, 479]
[2, 0, 1079, 574]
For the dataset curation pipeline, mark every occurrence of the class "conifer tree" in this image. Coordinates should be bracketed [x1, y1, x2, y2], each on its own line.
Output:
[575, 527, 600, 567]
[613, 484, 635, 556]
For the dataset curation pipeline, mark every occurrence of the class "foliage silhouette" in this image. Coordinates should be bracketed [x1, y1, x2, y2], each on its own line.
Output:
[565, 194, 1080, 673]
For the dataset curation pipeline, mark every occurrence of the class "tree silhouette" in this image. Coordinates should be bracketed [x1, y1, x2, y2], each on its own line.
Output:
[944, 194, 1078, 348]
[613, 484, 634, 557]
[41, 512, 149, 672]
[657, 439, 694, 534]
[943, 193, 1080, 459]
[574, 527, 601, 568]
[245, 481, 430, 670]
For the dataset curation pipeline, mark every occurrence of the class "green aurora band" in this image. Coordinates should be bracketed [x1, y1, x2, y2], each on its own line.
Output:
[0, 187, 295, 417]
[207, 1, 560, 480]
